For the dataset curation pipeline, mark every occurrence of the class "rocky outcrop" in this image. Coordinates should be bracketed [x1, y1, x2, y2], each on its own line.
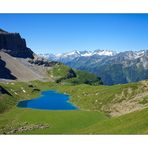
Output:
[2, 122, 49, 134]
[0, 29, 33, 58]
[28, 56, 59, 67]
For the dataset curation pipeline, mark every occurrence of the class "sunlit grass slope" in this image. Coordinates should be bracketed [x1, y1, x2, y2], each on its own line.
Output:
[0, 80, 148, 134]
[48, 63, 102, 85]
[75, 108, 148, 134]
[0, 108, 107, 134]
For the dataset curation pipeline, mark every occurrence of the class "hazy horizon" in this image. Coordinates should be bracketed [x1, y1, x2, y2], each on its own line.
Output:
[1, 14, 148, 54]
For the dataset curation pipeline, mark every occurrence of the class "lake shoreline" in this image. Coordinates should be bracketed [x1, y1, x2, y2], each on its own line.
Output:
[17, 90, 79, 110]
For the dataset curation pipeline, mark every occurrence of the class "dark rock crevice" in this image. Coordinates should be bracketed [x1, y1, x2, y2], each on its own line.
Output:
[0, 85, 12, 96]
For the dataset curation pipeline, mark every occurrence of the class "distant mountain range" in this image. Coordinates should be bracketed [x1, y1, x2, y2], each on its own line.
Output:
[40, 49, 148, 85]
[39, 50, 117, 63]
[2, 26, 146, 86]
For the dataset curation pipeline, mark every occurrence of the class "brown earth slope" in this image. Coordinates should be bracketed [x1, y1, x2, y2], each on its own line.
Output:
[0, 51, 53, 82]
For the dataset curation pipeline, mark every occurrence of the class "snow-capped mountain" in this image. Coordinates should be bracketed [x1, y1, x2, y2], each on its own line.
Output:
[39, 49, 148, 85]
[39, 49, 117, 62]
[93, 49, 117, 56]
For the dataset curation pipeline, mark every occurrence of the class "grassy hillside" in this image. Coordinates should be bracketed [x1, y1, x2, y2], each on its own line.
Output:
[49, 81, 148, 116]
[0, 94, 16, 113]
[0, 80, 148, 134]
[48, 63, 76, 83]
[75, 108, 148, 134]
[0, 108, 107, 134]
[48, 63, 102, 85]
[65, 70, 103, 85]
[0, 81, 52, 113]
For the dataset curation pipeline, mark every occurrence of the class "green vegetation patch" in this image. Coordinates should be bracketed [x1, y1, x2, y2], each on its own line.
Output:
[75, 108, 148, 134]
[65, 70, 103, 85]
[139, 96, 148, 104]
[48, 63, 76, 83]
[48, 63, 102, 85]
[0, 108, 107, 134]
[0, 94, 16, 113]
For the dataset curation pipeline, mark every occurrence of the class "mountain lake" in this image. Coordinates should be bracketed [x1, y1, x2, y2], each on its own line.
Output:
[17, 90, 78, 110]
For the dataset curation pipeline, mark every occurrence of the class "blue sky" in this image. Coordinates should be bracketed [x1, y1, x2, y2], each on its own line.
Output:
[0, 14, 148, 54]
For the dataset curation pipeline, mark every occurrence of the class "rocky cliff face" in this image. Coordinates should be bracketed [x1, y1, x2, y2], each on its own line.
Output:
[0, 29, 33, 58]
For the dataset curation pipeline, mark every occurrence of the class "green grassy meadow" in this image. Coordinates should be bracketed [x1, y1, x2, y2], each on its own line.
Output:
[0, 107, 107, 134]
[0, 80, 148, 134]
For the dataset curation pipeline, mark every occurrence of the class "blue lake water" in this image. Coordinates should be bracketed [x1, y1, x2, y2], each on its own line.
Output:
[17, 90, 78, 110]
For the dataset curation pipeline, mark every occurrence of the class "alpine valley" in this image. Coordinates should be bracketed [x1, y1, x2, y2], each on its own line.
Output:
[40, 49, 148, 85]
[1, 28, 148, 134]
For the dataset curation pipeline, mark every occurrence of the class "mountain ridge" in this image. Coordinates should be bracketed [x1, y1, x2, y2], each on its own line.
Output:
[40, 49, 148, 60]
[40, 49, 148, 85]
[0, 29, 102, 86]
[39, 49, 117, 61]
